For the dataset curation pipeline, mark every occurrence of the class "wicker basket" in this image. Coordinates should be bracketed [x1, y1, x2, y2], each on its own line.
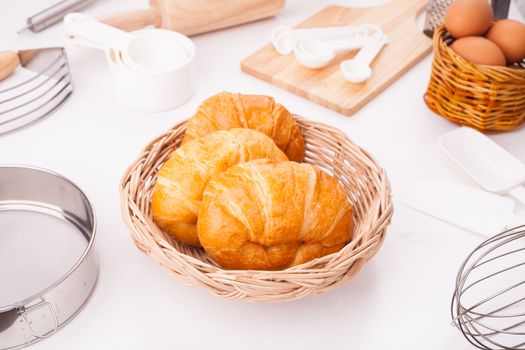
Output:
[119, 117, 393, 302]
[424, 26, 525, 132]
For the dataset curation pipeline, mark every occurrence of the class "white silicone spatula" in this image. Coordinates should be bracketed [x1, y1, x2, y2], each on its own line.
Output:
[439, 127, 525, 206]
[400, 178, 524, 237]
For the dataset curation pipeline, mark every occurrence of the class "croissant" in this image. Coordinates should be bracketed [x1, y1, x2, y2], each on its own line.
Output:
[198, 160, 354, 270]
[182, 91, 305, 162]
[152, 129, 288, 247]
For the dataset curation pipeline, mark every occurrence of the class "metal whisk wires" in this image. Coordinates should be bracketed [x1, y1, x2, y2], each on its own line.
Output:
[452, 225, 525, 349]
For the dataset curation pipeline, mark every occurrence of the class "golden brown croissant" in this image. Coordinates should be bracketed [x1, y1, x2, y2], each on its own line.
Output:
[182, 92, 305, 162]
[151, 129, 288, 247]
[198, 160, 354, 270]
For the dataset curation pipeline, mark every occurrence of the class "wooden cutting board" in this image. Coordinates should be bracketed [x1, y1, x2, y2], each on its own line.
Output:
[241, 0, 432, 116]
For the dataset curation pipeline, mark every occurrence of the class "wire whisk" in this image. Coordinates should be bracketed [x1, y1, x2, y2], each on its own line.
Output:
[452, 225, 525, 349]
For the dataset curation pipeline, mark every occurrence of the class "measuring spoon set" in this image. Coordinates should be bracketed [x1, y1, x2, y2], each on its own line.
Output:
[271, 24, 388, 83]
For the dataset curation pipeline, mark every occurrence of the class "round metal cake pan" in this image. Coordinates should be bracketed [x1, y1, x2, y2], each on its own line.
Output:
[0, 165, 98, 349]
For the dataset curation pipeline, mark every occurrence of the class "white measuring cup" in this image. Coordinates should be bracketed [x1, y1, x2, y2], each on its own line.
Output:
[439, 127, 525, 206]
[64, 13, 196, 111]
[65, 13, 187, 73]
[340, 33, 388, 83]
[272, 24, 382, 55]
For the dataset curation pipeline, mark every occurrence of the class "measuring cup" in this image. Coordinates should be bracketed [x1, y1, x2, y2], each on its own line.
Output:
[440, 127, 525, 205]
[272, 24, 382, 55]
[64, 13, 195, 111]
[340, 33, 388, 83]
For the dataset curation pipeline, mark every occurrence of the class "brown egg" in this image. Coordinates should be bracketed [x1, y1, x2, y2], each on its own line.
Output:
[451, 37, 506, 66]
[444, 0, 493, 38]
[486, 19, 525, 63]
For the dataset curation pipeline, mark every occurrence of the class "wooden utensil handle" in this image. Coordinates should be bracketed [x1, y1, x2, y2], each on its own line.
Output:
[99, 6, 161, 32]
[0, 51, 20, 82]
[100, 0, 285, 35]
[158, 0, 285, 36]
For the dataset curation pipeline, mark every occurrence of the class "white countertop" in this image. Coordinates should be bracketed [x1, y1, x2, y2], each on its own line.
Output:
[2, 0, 525, 349]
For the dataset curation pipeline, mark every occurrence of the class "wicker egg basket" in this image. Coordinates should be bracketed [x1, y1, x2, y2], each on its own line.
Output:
[424, 26, 525, 132]
[119, 116, 393, 302]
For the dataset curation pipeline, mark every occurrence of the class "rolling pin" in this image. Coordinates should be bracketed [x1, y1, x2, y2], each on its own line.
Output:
[99, 0, 285, 35]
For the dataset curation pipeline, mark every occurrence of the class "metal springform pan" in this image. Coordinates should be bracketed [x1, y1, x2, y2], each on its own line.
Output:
[0, 165, 98, 349]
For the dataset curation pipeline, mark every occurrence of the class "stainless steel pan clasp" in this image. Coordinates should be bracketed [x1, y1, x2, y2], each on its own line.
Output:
[20, 300, 58, 339]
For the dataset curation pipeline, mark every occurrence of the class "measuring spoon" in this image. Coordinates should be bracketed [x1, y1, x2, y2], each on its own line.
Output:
[340, 33, 388, 83]
[272, 24, 382, 55]
[439, 127, 525, 206]
[294, 36, 369, 69]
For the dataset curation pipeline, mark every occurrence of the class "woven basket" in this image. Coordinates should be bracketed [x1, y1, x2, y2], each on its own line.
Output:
[119, 116, 393, 302]
[424, 26, 525, 132]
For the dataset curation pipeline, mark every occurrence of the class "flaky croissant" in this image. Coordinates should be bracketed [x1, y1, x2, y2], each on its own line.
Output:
[198, 160, 354, 270]
[182, 91, 305, 162]
[151, 129, 288, 247]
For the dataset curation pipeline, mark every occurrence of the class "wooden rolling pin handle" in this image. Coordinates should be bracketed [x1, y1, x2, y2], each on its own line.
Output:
[99, 5, 161, 32]
[99, 0, 285, 35]
[167, 0, 285, 36]
[0, 51, 20, 82]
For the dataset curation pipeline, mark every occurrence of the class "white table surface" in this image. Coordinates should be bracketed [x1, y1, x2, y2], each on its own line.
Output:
[2, 1, 525, 349]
